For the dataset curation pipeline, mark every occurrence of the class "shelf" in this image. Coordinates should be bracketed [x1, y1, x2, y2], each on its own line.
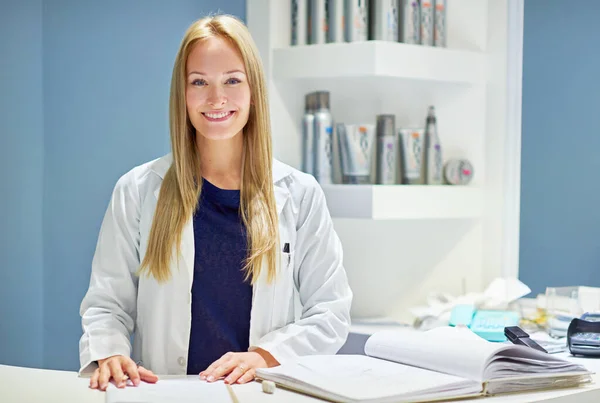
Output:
[349, 317, 412, 336]
[272, 41, 486, 84]
[322, 185, 482, 220]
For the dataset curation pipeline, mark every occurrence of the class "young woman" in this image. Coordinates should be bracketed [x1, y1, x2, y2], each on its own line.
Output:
[79, 14, 352, 391]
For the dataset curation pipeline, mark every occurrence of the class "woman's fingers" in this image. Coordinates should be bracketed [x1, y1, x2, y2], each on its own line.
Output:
[122, 359, 141, 386]
[90, 368, 100, 389]
[201, 355, 228, 380]
[98, 361, 113, 391]
[207, 358, 237, 382]
[89, 356, 156, 391]
[224, 364, 247, 385]
[237, 368, 256, 384]
[138, 366, 159, 384]
[108, 359, 127, 388]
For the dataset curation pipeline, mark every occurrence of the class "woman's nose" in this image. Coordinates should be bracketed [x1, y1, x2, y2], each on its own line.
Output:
[207, 85, 227, 107]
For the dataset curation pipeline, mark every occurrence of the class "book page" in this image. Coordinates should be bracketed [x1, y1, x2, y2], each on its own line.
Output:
[105, 377, 232, 403]
[257, 355, 480, 403]
[484, 345, 590, 379]
[364, 326, 506, 382]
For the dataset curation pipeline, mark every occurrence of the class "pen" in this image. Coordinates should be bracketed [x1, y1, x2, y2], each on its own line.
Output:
[226, 384, 240, 403]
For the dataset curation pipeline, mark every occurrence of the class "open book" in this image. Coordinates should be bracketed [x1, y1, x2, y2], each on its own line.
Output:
[256, 326, 592, 403]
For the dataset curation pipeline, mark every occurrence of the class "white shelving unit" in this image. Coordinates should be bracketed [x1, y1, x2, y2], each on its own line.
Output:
[272, 41, 486, 84]
[247, 0, 522, 321]
[322, 185, 482, 220]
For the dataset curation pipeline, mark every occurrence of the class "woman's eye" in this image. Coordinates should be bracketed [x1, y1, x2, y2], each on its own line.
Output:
[192, 79, 206, 86]
[226, 78, 241, 85]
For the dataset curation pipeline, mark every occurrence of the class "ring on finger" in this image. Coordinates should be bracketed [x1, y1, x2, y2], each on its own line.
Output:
[238, 364, 247, 373]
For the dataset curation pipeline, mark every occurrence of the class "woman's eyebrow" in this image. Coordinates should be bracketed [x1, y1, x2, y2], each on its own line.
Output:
[187, 69, 246, 77]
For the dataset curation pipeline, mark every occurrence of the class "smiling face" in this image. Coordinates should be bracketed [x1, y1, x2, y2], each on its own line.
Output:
[185, 36, 251, 141]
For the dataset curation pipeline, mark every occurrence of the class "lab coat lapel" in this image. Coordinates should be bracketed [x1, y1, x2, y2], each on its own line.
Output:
[249, 183, 291, 345]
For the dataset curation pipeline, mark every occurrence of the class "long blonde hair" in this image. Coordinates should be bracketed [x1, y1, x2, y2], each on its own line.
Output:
[138, 15, 278, 284]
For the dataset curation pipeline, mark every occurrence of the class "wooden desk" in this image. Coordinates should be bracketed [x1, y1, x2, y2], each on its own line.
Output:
[2, 360, 600, 403]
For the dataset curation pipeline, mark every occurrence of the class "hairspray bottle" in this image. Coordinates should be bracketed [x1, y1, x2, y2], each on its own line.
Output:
[313, 91, 334, 184]
[399, 0, 421, 44]
[370, 0, 399, 41]
[434, 0, 447, 47]
[420, 0, 434, 46]
[422, 106, 443, 184]
[345, 0, 369, 42]
[328, 0, 345, 43]
[291, 0, 308, 46]
[302, 93, 316, 174]
[376, 114, 400, 184]
[310, 0, 327, 44]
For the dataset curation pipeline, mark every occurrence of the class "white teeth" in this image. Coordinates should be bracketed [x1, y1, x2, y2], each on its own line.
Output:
[204, 111, 230, 119]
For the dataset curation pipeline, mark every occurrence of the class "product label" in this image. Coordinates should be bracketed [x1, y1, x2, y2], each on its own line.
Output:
[315, 122, 333, 183]
[421, 0, 434, 46]
[434, 0, 446, 46]
[400, 129, 423, 180]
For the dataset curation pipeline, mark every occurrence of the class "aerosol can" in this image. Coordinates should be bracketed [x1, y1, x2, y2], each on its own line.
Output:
[313, 91, 334, 184]
[302, 92, 316, 174]
[422, 106, 443, 184]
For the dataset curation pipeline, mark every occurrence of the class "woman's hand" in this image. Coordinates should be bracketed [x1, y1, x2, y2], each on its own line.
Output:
[200, 348, 279, 384]
[90, 355, 159, 391]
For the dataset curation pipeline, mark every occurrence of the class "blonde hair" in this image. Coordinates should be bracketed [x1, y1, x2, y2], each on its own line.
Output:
[138, 15, 278, 284]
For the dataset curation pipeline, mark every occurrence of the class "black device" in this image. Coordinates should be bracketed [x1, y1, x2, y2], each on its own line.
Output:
[567, 313, 600, 357]
[504, 326, 548, 353]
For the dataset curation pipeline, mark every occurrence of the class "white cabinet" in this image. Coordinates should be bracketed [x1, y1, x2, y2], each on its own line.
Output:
[247, 0, 522, 320]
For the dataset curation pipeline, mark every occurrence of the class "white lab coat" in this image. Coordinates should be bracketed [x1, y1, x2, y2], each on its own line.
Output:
[79, 154, 352, 375]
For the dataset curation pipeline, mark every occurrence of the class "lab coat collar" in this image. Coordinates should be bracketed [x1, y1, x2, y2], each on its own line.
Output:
[150, 153, 292, 214]
[150, 153, 294, 186]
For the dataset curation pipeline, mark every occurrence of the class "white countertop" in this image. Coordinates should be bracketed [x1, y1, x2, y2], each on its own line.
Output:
[2, 355, 600, 403]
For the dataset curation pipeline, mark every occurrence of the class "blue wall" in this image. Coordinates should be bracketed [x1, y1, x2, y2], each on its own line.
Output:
[1, 0, 245, 370]
[0, 0, 45, 368]
[520, 0, 600, 295]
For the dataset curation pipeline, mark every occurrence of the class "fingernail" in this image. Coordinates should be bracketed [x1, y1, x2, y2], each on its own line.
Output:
[207, 375, 214, 382]
[200, 375, 206, 380]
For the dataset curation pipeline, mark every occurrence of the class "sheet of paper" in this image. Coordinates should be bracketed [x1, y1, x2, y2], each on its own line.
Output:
[105, 376, 232, 403]
[258, 354, 479, 402]
[365, 326, 504, 382]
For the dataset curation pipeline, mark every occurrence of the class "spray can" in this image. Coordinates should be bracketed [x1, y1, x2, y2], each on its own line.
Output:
[345, 0, 369, 42]
[328, 0, 345, 43]
[310, 0, 327, 44]
[302, 93, 316, 175]
[422, 106, 443, 184]
[291, 0, 308, 46]
[399, 0, 421, 44]
[375, 114, 399, 184]
[370, 0, 399, 41]
[420, 0, 434, 46]
[313, 91, 334, 184]
[434, 0, 447, 47]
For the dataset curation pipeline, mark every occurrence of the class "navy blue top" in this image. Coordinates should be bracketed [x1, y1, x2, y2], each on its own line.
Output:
[186, 178, 252, 375]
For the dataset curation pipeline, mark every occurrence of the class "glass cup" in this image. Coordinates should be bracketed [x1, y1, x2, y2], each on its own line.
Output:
[545, 286, 582, 338]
